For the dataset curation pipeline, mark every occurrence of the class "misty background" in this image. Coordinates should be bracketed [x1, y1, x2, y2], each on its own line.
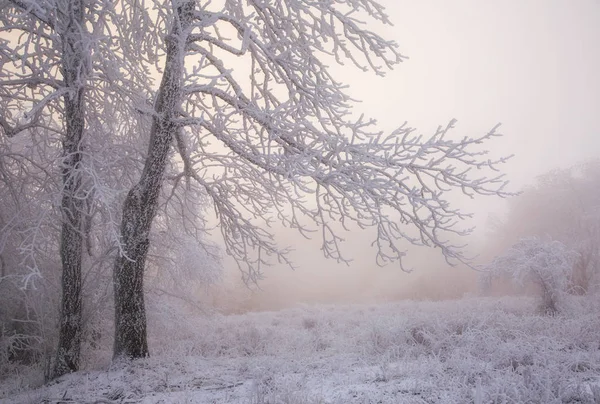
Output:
[3, 0, 600, 400]
[212, 0, 600, 311]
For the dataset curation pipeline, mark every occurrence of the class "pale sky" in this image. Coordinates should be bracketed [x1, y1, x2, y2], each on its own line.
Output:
[217, 0, 600, 309]
[354, 0, 600, 185]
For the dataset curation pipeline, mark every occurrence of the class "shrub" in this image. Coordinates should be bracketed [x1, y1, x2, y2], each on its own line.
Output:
[481, 236, 578, 314]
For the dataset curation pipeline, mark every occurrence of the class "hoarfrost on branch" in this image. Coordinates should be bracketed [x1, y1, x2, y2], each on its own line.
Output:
[151, 0, 511, 281]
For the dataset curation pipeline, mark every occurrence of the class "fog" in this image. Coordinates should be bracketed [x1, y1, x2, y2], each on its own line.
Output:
[213, 0, 600, 311]
[3, 1, 600, 400]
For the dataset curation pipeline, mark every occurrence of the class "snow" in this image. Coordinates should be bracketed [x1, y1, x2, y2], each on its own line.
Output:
[2, 295, 600, 403]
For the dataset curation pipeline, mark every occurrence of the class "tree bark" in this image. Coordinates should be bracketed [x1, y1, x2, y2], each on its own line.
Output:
[52, 0, 87, 379]
[113, 0, 194, 359]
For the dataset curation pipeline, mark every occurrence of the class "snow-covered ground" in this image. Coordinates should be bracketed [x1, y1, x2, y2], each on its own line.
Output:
[2, 296, 600, 403]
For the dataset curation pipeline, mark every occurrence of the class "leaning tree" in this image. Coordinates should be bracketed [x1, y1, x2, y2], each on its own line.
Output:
[111, 0, 511, 358]
[1, 0, 227, 375]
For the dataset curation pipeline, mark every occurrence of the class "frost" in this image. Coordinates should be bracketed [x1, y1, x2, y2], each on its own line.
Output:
[481, 236, 579, 314]
[3, 296, 600, 403]
[2, 0, 511, 374]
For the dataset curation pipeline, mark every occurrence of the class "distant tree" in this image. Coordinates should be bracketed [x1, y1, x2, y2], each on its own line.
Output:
[111, 0, 511, 358]
[485, 160, 600, 293]
[482, 237, 578, 314]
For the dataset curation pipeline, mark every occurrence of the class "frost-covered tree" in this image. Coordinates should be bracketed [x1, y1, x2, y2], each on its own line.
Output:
[0, 0, 155, 377]
[485, 160, 600, 294]
[1, 0, 225, 373]
[111, 0, 511, 358]
[0, 128, 62, 376]
[0, 0, 91, 377]
[482, 237, 578, 314]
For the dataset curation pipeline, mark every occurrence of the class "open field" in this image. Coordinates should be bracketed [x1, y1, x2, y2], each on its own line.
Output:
[2, 295, 600, 403]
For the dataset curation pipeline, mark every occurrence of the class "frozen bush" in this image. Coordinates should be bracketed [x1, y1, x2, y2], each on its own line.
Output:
[481, 236, 578, 314]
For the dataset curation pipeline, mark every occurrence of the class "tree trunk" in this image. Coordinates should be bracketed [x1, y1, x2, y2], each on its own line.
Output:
[113, 0, 194, 359]
[52, 0, 87, 379]
[541, 281, 558, 315]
